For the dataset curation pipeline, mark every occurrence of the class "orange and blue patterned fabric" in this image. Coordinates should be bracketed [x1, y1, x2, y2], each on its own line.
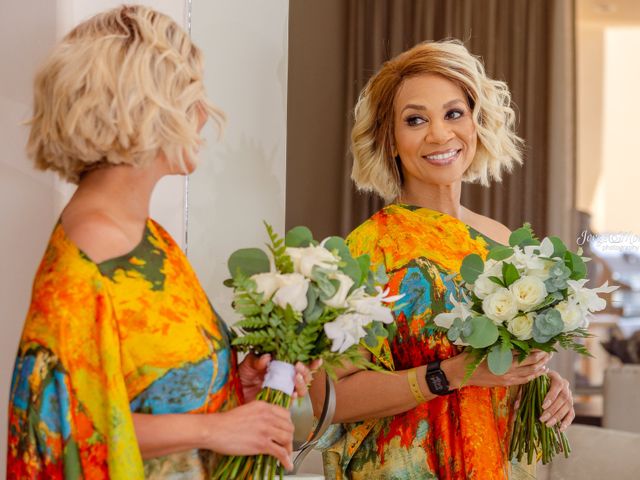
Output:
[7, 219, 242, 479]
[322, 204, 534, 480]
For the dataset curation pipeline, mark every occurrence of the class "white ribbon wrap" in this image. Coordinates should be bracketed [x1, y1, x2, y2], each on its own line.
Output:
[262, 360, 296, 396]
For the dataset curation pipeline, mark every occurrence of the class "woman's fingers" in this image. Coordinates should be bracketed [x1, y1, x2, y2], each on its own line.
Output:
[265, 440, 293, 470]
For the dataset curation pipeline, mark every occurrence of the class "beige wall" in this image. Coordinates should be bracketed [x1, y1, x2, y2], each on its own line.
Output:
[0, 1, 186, 474]
[577, 24, 640, 235]
[187, 0, 290, 324]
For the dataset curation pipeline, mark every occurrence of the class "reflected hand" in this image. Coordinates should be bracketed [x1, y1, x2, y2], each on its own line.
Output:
[540, 370, 575, 432]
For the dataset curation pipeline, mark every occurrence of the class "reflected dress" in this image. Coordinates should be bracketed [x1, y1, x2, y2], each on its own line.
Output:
[322, 204, 534, 480]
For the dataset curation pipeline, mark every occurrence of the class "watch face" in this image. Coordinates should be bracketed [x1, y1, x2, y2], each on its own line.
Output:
[427, 370, 449, 394]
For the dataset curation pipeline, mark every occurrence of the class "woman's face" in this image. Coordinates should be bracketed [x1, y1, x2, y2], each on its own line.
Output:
[393, 73, 477, 191]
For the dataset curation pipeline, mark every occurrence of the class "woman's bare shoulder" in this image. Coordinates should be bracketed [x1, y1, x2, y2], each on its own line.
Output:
[462, 208, 511, 245]
[61, 209, 138, 263]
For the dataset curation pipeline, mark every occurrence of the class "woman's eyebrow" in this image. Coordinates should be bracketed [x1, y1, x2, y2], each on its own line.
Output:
[400, 98, 466, 114]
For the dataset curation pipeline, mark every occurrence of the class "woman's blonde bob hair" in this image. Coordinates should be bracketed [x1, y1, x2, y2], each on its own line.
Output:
[27, 5, 222, 183]
[351, 39, 523, 202]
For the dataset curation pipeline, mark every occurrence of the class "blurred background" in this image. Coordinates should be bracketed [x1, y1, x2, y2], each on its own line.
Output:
[2, 0, 640, 477]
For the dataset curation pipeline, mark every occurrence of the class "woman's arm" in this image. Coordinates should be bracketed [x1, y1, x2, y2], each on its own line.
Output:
[322, 349, 551, 424]
[133, 401, 295, 469]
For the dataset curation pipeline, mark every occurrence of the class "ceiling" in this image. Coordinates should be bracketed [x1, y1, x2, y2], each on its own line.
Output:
[578, 0, 640, 26]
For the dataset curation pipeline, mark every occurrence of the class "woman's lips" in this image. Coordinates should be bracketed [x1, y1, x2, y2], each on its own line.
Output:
[422, 148, 461, 166]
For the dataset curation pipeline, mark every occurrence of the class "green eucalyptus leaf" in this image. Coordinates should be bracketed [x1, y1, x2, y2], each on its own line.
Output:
[342, 257, 362, 286]
[502, 262, 520, 287]
[488, 343, 513, 375]
[323, 236, 351, 261]
[285, 226, 314, 247]
[487, 246, 514, 261]
[460, 254, 484, 284]
[462, 315, 499, 349]
[227, 248, 270, 279]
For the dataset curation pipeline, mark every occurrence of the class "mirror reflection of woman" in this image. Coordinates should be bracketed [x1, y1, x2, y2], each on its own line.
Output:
[317, 40, 575, 479]
[6, 6, 317, 479]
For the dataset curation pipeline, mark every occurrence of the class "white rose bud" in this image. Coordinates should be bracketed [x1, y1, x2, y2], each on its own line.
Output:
[251, 272, 280, 299]
[507, 313, 535, 340]
[555, 300, 586, 332]
[482, 288, 519, 325]
[273, 273, 310, 312]
[286, 246, 338, 277]
[509, 276, 547, 312]
[474, 274, 501, 300]
[324, 273, 354, 309]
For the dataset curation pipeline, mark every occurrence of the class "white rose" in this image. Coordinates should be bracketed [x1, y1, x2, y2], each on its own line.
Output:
[273, 273, 310, 312]
[507, 313, 535, 340]
[555, 300, 586, 332]
[324, 313, 369, 353]
[324, 273, 354, 309]
[509, 276, 547, 311]
[474, 275, 501, 299]
[286, 246, 338, 277]
[482, 288, 519, 325]
[251, 272, 280, 299]
[527, 258, 554, 281]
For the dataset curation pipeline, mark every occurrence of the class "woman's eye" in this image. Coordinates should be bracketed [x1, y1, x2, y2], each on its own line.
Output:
[446, 109, 464, 120]
[405, 115, 426, 126]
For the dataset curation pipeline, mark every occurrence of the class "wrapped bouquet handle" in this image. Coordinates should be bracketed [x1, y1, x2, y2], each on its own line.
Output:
[263, 360, 296, 396]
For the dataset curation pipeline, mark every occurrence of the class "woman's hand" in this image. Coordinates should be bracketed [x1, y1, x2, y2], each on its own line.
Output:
[539, 370, 575, 432]
[445, 350, 551, 389]
[238, 353, 322, 402]
[205, 401, 295, 469]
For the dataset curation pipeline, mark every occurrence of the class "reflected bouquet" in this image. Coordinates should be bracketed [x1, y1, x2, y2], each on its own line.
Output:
[433, 224, 617, 464]
[212, 223, 401, 480]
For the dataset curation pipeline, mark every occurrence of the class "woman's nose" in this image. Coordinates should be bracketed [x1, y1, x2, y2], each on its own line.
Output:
[425, 120, 454, 145]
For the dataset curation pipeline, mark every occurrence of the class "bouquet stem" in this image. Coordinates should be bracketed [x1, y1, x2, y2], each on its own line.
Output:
[211, 387, 292, 480]
[509, 374, 571, 465]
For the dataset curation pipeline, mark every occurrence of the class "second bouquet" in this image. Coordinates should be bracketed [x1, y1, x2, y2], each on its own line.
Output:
[212, 223, 401, 480]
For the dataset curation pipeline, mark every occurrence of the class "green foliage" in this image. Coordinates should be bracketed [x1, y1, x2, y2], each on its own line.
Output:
[548, 236, 567, 258]
[488, 342, 513, 375]
[502, 262, 520, 287]
[487, 246, 514, 261]
[509, 223, 540, 248]
[532, 309, 564, 343]
[265, 222, 293, 274]
[564, 251, 587, 280]
[227, 248, 270, 280]
[463, 315, 499, 348]
[285, 225, 313, 247]
[460, 254, 484, 284]
[461, 349, 487, 385]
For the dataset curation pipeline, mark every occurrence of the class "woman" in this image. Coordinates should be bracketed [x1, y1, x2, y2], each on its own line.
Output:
[7, 6, 316, 479]
[319, 40, 574, 479]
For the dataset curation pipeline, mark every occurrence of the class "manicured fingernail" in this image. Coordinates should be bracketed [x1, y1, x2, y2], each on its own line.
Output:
[540, 413, 549, 422]
[546, 420, 556, 427]
[542, 401, 550, 408]
[296, 373, 303, 382]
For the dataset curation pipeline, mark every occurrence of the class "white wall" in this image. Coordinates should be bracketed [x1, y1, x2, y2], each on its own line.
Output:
[0, 1, 186, 475]
[186, 0, 289, 323]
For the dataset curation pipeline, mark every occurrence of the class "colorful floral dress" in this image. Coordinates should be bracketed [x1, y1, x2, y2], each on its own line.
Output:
[7, 219, 242, 479]
[322, 204, 534, 480]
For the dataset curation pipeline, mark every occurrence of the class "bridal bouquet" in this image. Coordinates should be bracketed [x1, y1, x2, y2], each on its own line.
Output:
[433, 224, 617, 465]
[212, 223, 401, 480]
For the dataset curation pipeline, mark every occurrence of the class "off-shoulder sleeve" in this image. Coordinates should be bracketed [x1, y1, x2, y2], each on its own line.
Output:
[7, 253, 144, 479]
